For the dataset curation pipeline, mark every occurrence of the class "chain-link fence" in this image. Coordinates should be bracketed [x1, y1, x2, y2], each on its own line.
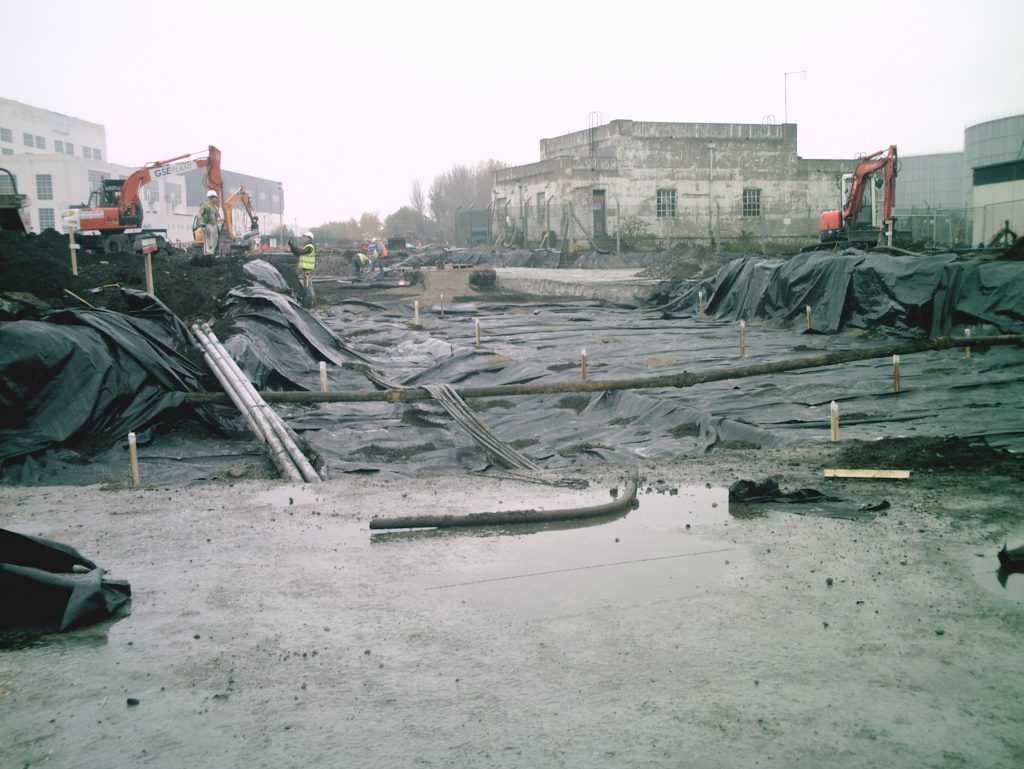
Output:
[455, 200, 1019, 253]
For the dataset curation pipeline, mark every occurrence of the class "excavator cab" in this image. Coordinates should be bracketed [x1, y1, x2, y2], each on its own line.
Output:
[0, 168, 31, 234]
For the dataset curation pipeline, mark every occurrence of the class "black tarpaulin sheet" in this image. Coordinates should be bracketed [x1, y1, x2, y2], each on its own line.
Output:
[5, 253, 1024, 484]
[220, 285, 376, 391]
[0, 290, 237, 478]
[728, 478, 883, 521]
[0, 528, 131, 632]
[662, 251, 1024, 336]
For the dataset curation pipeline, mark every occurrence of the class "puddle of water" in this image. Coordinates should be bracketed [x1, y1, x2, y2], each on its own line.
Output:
[251, 486, 320, 508]
[416, 484, 740, 620]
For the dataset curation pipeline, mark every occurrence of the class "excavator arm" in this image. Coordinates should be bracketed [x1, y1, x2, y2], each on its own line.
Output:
[222, 187, 260, 241]
[117, 145, 223, 221]
[843, 145, 898, 229]
[819, 144, 898, 245]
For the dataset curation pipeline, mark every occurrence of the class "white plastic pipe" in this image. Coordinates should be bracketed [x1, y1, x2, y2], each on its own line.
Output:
[193, 324, 303, 482]
[200, 324, 321, 483]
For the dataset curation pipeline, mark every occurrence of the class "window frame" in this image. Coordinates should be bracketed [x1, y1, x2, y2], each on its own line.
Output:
[35, 174, 54, 201]
[742, 188, 762, 217]
[656, 188, 677, 218]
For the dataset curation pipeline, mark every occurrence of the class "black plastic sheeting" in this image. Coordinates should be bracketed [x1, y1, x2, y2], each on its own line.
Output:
[660, 250, 1024, 337]
[728, 478, 885, 521]
[2, 253, 1024, 485]
[0, 528, 131, 632]
[0, 290, 240, 482]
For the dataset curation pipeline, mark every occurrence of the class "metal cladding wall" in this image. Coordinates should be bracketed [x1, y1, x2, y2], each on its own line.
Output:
[896, 153, 967, 212]
[965, 114, 1024, 172]
[966, 114, 1024, 244]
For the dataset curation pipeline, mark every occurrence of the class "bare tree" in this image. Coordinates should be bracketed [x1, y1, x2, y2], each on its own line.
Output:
[409, 179, 426, 218]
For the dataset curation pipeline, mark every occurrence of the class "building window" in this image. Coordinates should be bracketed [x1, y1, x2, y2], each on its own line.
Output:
[536, 191, 545, 221]
[165, 182, 182, 207]
[24, 132, 34, 147]
[39, 208, 56, 230]
[1, 148, 12, 156]
[656, 188, 677, 218]
[87, 169, 109, 189]
[36, 174, 54, 200]
[83, 146, 93, 159]
[55, 140, 64, 153]
[0, 127, 12, 143]
[144, 184, 160, 204]
[742, 188, 761, 217]
[52, 112, 69, 134]
[64, 142, 74, 155]
[93, 148, 102, 160]
[35, 136, 45, 150]
[0, 173, 15, 193]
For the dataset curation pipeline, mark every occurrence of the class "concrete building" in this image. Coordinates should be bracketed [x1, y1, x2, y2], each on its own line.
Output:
[493, 114, 1024, 251]
[0, 97, 284, 244]
[492, 120, 858, 249]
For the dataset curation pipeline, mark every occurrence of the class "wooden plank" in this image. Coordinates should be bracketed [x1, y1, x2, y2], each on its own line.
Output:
[823, 469, 911, 479]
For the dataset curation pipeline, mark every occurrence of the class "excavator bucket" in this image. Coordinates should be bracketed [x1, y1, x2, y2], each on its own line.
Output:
[0, 168, 30, 234]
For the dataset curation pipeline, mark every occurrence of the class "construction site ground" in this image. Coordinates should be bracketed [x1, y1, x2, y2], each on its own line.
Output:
[1, 234, 1023, 768]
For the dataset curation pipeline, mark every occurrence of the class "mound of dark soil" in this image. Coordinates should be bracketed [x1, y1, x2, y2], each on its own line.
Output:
[836, 436, 1024, 478]
[0, 230, 253, 322]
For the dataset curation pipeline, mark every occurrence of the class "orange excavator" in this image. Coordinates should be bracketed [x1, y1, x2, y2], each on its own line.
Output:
[819, 144, 898, 248]
[72, 145, 222, 253]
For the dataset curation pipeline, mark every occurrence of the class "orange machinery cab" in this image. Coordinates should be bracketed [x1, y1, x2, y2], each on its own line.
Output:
[818, 209, 843, 242]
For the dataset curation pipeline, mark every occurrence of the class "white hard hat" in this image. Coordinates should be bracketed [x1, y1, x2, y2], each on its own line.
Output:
[206, 190, 217, 197]
[303, 231, 314, 239]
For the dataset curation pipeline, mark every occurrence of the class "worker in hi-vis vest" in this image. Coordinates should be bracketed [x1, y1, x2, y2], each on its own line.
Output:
[198, 190, 221, 256]
[297, 231, 316, 306]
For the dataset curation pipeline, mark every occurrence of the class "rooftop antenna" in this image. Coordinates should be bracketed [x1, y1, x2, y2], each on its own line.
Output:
[784, 69, 806, 124]
[589, 111, 602, 158]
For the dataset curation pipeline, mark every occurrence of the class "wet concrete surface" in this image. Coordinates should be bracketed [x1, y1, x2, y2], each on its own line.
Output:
[2, 447, 1022, 768]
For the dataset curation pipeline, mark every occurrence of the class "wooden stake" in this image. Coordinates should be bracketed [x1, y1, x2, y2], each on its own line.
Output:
[964, 328, 971, 358]
[830, 400, 839, 442]
[128, 431, 140, 487]
[892, 354, 901, 393]
[414, 300, 420, 326]
[824, 469, 911, 479]
[806, 305, 812, 330]
[319, 361, 328, 393]
[581, 347, 588, 381]
[739, 320, 747, 358]
[69, 231, 79, 276]
[698, 290, 705, 317]
[474, 318, 481, 347]
[440, 294, 445, 318]
[63, 288, 94, 308]
[144, 253, 155, 295]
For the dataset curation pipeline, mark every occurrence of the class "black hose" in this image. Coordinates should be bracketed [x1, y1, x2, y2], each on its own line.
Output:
[368, 475, 637, 530]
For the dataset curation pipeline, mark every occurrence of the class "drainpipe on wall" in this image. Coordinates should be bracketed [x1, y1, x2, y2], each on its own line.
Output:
[707, 142, 716, 246]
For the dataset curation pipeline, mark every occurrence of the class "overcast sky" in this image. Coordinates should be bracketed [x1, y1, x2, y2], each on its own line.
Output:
[7, 0, 1023, 228]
